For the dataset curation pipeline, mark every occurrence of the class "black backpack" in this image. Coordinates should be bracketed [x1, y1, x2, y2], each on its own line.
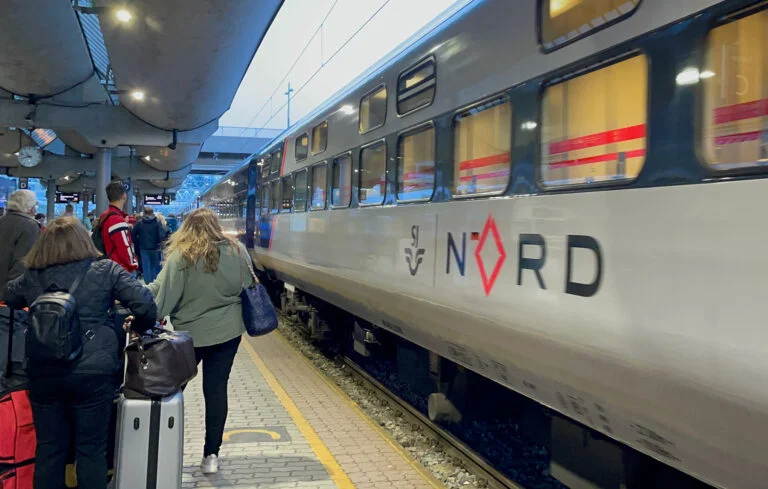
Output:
[26, 275, 85, 364]
[91, 211, 118, 256]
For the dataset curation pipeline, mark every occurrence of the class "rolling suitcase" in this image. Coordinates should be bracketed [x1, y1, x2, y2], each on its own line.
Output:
[0, 308, 35, 489]
[113, 391, 184, 489]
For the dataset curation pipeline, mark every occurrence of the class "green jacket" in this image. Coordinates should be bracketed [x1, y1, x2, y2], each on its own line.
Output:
[148, 241, 254, 347]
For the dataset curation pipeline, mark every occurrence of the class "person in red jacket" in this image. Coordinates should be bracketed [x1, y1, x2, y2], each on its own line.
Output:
[98, 182, 138, 274]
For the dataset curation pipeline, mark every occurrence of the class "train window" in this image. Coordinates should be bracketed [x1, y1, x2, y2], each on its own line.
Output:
[453, 96, 512, 197]
[260, 155, 270, 178]
[331, 153, 352, 208]
[703, 9, 768, 171]
[260, 185, 269, 214]
[397, 124, 435, 201]
[269, 179, 280, 213]
[359, 141, 386, 206]
[280, 176, 294, 213]
[295, 134, 309, 161]
[270, 148, 282, 174]
[541, 54, 647, 187]
[360, 85, 387, 133]
[294, 170, 308, 212]
[311, 122, 328, 155]
[311, 163, 328, 210]
[397, 57, 435, 115]
[539, 0, 640, 50]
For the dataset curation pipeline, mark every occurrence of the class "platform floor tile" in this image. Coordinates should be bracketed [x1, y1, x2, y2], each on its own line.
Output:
[247, 333, 441, 489]
[180, 331, 442, 489]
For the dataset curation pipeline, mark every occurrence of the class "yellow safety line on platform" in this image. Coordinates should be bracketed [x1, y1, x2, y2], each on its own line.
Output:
[273, 332, 446, 489]
[241, 339, 356, 489]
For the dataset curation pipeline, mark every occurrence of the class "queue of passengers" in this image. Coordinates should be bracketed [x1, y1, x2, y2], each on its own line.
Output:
[0, 183, 255, 488]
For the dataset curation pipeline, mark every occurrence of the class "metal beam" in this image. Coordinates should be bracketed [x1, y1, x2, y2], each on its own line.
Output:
[0, 100, 217, 148]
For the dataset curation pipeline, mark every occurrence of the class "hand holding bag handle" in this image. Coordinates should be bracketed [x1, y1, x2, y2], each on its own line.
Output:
[236, 244, 278, 337]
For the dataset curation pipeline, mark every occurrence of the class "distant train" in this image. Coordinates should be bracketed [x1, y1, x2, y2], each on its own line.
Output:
[202, 1, 768, 487]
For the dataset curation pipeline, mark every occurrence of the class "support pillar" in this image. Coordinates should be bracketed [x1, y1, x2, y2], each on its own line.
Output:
[81, 191, 89, 219]
[46, 179, 56, 223]
[124, 184, 134, 215]
[95, 147, 112, 215]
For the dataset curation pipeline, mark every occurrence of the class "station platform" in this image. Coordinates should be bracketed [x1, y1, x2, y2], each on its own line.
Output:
[181, 331, 443, 489]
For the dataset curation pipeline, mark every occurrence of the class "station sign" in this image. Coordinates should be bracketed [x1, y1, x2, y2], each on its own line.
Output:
[143, 194, 164, 206]
[55, 192, 80, 204]
[18, 177, 28, 190]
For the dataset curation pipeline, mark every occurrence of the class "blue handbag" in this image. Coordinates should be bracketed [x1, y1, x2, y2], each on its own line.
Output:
[238, 248, 278, 336]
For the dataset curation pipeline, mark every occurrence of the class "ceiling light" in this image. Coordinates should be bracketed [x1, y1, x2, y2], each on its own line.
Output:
[115, 9, 132, 23]
[13, 152, 19, 156]
[676, 67, 700, 86]
[699, 70, 716, 79]
[521, 121, 538, 131]
[339, 104, 354, 115]
[143, 155, 151, 161]
[63, 176, 69, 181]
[131, 90, 145, 101]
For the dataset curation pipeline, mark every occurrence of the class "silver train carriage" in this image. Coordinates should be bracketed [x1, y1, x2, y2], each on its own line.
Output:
[202, 1, 768, 487]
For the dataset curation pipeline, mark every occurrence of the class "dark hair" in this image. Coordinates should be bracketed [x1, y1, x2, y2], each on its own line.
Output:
[143, 206, 154, 215]
[64, 204, 74, 212]
[106, 182, 126, 203]
[25, 217, 99, 269]
[34, 213, 45, 220]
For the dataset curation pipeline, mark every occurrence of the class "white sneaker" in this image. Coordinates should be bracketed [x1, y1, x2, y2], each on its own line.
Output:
[201, 454, 219, 474]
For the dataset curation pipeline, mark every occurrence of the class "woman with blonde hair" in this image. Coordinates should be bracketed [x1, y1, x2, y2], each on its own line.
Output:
[147, 207, 254, 474]
[4, 217, 156, 489]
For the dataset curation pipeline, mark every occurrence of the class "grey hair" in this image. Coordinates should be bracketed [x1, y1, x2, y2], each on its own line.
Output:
[7, 189, 37, 213]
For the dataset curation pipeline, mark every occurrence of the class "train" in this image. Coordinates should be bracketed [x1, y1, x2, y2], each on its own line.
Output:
[202, 1, 768, 488]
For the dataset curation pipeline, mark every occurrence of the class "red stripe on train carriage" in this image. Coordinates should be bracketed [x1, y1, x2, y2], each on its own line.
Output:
[548, 124, 646, 154]
[547, 148, 646, 169]
[714, 98, 768, 125]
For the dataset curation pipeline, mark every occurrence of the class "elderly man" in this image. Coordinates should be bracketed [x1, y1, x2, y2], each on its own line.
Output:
[0, 189, 40, 301]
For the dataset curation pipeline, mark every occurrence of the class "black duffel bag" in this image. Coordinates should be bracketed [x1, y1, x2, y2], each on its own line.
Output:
[124, 327, 197, 399]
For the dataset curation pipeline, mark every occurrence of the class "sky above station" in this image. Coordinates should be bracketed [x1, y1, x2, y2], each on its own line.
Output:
[220, 0, 464, 132]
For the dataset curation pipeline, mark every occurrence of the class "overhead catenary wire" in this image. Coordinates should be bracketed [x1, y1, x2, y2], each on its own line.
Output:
[235, 0, 341, 138]
[235, 0, 392, 153]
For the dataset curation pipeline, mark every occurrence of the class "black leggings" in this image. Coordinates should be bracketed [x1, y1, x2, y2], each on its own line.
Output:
[28, 374, 117, 489]
[193, 335, 241, 457]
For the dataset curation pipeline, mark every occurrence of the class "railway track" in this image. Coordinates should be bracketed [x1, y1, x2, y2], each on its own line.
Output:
[342, 356, 524, 489]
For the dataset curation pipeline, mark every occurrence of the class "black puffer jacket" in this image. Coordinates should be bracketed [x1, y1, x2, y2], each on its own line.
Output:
[4, 259, 157, 377]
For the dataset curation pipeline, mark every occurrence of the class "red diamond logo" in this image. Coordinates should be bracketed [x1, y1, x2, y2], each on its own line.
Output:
[474, 214, 506, 296]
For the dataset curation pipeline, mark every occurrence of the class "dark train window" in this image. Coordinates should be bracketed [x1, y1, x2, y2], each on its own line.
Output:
[359, 141, 386, 206]
[260, 185, 269, 214]
[331, 153, 352, 208]
[397, 57, 435, 115]
[453, 95, 513, 197]
[311, 122, 328, 155]
[261, 155, 270, 178]
[269, 179, 280, 213]
[280, 176, 294, 213]
[311, 163, 327, 210]
[540, 0, 640, 51]
[360, 85, 387, 133]
[397, 124, 435, 201]
[270, 148, 282, 174]
[294, 170, 308, 212]
[295, 134, 309, 161]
